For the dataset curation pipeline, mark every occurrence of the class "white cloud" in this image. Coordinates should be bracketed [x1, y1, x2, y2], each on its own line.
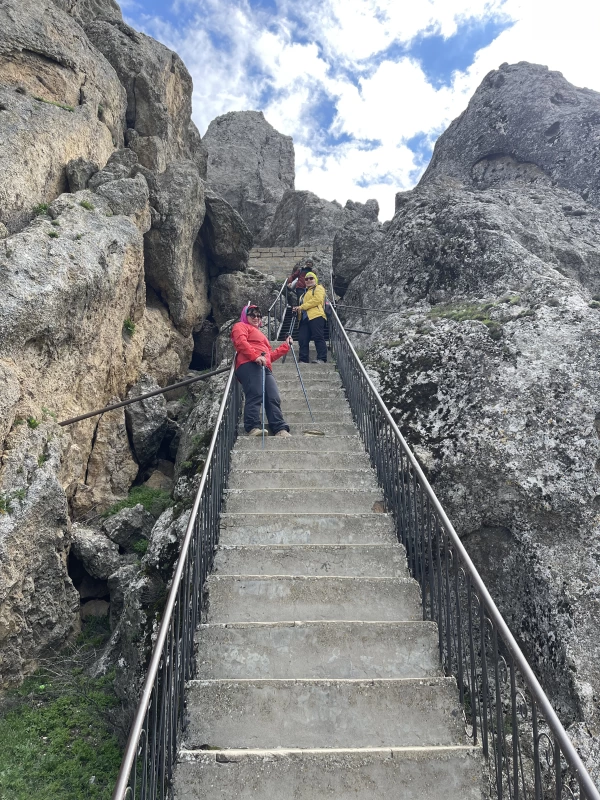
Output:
[127, 0, 600, 222]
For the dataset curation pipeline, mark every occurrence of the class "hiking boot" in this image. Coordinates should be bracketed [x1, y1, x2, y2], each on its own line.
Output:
[274, 430, 292, 438]
[248, 428, 268, 437]
[311, 359, 327, 364]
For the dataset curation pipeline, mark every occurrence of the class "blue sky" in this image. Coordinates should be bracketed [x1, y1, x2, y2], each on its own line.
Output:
[120, 0, 600, 220]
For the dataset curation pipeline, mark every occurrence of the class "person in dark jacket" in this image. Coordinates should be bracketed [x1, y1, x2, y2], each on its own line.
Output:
[231, 304, 293, 437]
[287, 259, 314, 305]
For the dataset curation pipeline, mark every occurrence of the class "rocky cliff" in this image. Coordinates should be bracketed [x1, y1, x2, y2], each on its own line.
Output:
[0, 0, 275, 690]
[338, 62, 600, 779]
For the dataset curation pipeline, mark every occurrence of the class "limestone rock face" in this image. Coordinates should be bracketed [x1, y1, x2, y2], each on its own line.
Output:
[422, 61, 600, 208]
[71, 405, 138, 517]
[204, 110, 294, 239]
[66, 157, 99, 192]
[332, 199, 384, 296]
[0, 429, 79, 685]
[51, 0, 122, 24]
[201, 188, 253, 276]
[0, 0, 127, 232]
[125, 375, 168, 469]
[84, 18, 206, 173]
[342, 66, 600, 767]
[138, 289, 193, 386]
[209, 268, 279, 327]
[144, 160, 209, 335]
[261, 189, 347, 247]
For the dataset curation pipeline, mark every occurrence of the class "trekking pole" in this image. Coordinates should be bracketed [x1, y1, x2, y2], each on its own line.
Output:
[287, 327, 325, 435]
[261, 355, 266, 450]
[282, 307, 294, 364]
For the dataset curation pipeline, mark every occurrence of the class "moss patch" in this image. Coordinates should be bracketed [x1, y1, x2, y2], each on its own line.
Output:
[428, 301, 503, 341]
[102, 486, 172, 519]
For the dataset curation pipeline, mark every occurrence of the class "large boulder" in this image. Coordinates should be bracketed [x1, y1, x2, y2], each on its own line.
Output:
[200, 188, 253, 276]
[84, 18, 206, 173]
[138, 288, 194, 386]
[332, 199, 384, 296]
[203, 110, 294, 240]
[261, 189, 348, 247]
[101, 503, 155, 550]
[422, 61, 600, 208]
[125, 374, 168, 469]
[0, 0, 127, 232]
[71, 525, 120, 580]
[143, 160, 209, 335]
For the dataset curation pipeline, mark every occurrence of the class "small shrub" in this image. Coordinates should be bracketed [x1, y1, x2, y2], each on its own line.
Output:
[123, 318, 136, 335]
[41, 407, 57, 420]
[75, 233, 83, 240]
[103, 486, 172, 518]
[27, 417, 39, 429]
[12, 488, 26, 502]
[132, 538, 149, 557]
[37, 453, 48, 467]
[33, 203, 49, 215]
[51, 220, 60, 227]
[589, 300, 600, 310]
[47, 230, 59, 238]
[79, 199, 94, 211]
[13, 417, 24, 427]
[0, 495, 8, 514]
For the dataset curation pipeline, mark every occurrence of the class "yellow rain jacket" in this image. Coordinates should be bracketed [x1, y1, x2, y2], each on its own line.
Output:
[298, 282, 327, 321]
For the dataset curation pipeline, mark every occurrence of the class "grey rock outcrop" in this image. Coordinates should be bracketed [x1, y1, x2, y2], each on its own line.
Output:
[421, 61, 600, 208]
[201, 188, 253, 276]
[342, 64, 600, 772]
[204, 110, 294, 240]
[84, 18, 206, 173]
[209, 268, 279, 327]
[71, 525, 120, 579]
[66, 157, 99, 192]
[143, 160, 209, 335]
[138, 288, 194, 387]
[333, 199, 384, 296]
[0, 0, 127, 232]
[101, 503, 154, 550]
[51, 0, 122, 24]
[261, 189, 348, 247]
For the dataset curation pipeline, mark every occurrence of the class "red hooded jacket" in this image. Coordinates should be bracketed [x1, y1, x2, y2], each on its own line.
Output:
[231, 322, 290, 370]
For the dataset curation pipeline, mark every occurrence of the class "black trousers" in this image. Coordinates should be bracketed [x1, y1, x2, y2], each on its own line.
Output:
[236, 362, 289, 434]
[298, 316, 327, 362]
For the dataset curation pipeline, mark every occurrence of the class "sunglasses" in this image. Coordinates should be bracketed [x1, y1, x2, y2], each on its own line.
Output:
[247, 312, 262, 318]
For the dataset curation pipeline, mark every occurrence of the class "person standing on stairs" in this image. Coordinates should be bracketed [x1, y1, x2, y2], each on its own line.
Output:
[231, 304, 293, 438]
[287, 259, 313, 305]
[292, 271, 328, 364]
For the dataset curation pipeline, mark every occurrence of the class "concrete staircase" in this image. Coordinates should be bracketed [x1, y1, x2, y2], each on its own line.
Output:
[173, 354, 484, 799]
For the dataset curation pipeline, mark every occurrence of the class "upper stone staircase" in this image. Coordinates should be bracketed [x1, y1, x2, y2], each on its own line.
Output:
[173, 350, 484, 799]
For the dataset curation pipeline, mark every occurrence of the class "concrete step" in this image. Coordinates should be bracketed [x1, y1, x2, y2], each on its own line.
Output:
[230, 450, 371, 471]
[275, 374, 342, 386]
[278, 385, 347, 398]
[285, 422, 357, 435]
[283, 410, 352, 423]
[174, 747, 484, 800]
[224, 487, 383, 514]
[227, 468, 375, 490]
[184, 677, 466, 749]
[204, 575, 422, 623]
[278, 399, 347, 413]
[219, 513, 397, 545]
[235, 436, 364, 452]
[212, 544, 408, 577]
[196, 620, 439, 680]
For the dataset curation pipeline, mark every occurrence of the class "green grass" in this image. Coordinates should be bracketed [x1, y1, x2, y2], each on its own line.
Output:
[428, 302, 503, 341]
[132, 538, 149, 557]
[47, 230, 59, 238]
[122, 318, 135, 336]
[27, 417, 39, 429]
[33, 203, 49, 215]
[34, 96, 74, 112]
[589, 300, 600, 309]
[0, 619, 122, 800]
[79, 200, 94, 211]
[103, 486, 172, 519]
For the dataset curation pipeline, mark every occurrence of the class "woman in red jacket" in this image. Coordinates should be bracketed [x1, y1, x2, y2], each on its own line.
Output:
[231, 304, 293, 437]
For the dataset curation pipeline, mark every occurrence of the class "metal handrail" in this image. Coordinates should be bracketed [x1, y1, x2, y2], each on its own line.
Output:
[328, 304, 599, 800]
[111, 363, 241, 800]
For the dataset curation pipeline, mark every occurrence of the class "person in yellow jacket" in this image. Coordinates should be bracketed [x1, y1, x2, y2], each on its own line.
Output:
[292, 271, 327, 363]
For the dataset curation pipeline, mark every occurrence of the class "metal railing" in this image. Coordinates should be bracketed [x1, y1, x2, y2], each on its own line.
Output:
[111, 364, 241, 800]
[266, 277, 289, 341]
[328, 305, 599, 800]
